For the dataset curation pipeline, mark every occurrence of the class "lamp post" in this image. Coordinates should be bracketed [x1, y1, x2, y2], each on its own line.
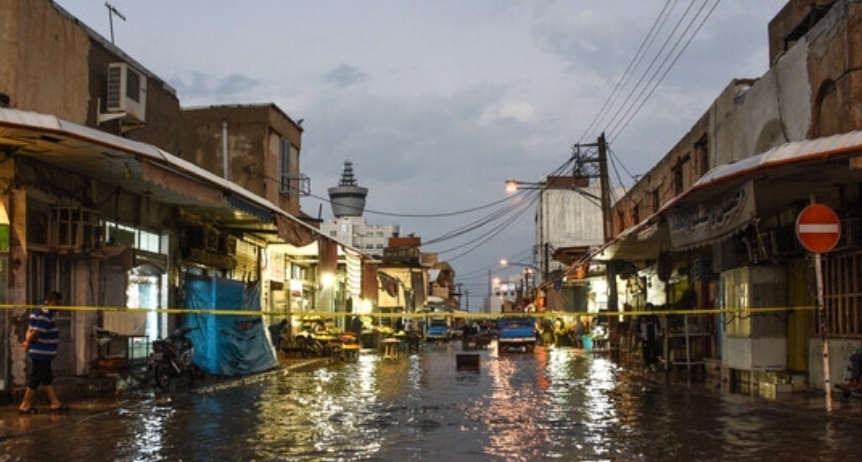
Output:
[500, 259, 539, 308]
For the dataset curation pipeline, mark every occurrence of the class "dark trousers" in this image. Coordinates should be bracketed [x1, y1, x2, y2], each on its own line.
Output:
[850, 352, 862, 382]
[642, 339, 660, 367]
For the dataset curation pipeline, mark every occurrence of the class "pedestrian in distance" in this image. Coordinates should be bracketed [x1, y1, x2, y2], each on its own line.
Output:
[269, 319, 288, 351]
[553, 317, 565, 347]
[639, 303, 661, 371]
[573, 317, 585, 348]
[351, 315, 363, 338]
[848, 345, 862, 390]
[18, 290, 69, 414]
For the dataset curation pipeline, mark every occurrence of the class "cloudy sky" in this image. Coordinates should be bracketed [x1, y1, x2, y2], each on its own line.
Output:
[57, 0, 788, 308]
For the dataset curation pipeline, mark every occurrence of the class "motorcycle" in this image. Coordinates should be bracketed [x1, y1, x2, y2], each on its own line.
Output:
[295, 325, 325, 358]
[151, 326, 201, 389]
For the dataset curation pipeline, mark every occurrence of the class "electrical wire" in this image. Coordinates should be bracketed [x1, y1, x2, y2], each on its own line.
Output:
[603, 0, 704, 141]
[424, 190, 540, 245]
[439, 194, 538, 262]
[609, 0, 722, 144]
[305, 191, 518, 218]
[579, 0, 723, 148]
[578, 0, 675, 145]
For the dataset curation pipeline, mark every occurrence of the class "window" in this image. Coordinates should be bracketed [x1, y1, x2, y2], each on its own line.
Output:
[105, 221, 162, 253]
[279, 137, 311, 197]
[695, 135, 709, 177]
[672, 153, 690, 196]
[821, 251, 862, 337]
[279, 138, 291, 195]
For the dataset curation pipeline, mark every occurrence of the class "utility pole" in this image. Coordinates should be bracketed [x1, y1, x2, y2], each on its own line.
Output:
[572, 133, 619, 347]
[598, 133, 612, 243]
[487, 269, 492, 314]
[570, 133, 611, 241]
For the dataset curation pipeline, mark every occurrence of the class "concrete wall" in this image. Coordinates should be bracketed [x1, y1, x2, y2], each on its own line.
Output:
[0, 0, 91, 120]
[543, 186, 605, 248]
[179, 104, 304, 216]
[806, 1, 862, 137]
[0, 0, 182, 153]
[609, 2, 862, 235]
[767, 0, 833, 66]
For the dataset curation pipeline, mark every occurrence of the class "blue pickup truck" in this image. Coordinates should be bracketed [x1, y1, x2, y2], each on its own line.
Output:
[496, 316, 537, 353]
[426, 318, 452, 341]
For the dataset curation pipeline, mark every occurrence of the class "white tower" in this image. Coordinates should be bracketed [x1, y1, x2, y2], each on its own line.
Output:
[328, 161, 368, 217]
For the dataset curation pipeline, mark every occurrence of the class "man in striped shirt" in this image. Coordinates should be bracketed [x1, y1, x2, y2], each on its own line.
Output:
[18, 291, 68, 413]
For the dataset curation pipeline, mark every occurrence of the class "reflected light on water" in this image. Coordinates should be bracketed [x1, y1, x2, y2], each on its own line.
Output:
[8, 345, 862, 461]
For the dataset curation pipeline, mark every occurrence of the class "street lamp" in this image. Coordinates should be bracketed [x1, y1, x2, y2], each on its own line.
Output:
[505, 178, 602, 204]
[499, 259, 538, 271]
[505, 179, 545, 193]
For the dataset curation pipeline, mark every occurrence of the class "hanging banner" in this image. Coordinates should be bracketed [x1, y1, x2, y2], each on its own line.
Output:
[667, 180, 756, 249]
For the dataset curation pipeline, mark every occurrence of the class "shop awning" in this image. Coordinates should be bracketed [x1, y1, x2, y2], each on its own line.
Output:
[0, 107, 368, 257]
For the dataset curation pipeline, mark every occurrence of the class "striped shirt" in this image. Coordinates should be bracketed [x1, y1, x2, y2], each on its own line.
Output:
[27, 307, 59, 361]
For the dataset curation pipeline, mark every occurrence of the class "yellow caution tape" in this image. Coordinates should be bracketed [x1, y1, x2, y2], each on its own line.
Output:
[0, 304, 818, 318]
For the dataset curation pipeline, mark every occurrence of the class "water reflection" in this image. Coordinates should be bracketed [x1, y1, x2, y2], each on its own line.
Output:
[3, 345, 862, 461]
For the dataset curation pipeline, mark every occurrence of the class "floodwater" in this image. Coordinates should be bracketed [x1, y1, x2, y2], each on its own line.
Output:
[3, 343, 862, 461]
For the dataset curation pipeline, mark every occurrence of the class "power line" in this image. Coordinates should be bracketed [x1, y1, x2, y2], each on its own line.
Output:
[578, 1, 723, 169]
[306, 191, 516, 219]
[609, 0, 722, 144]
[603, 0, 705, 141]
[424, 190, 539, 245]
[441, 195, 537, 262]
[578, 0, 675, 145]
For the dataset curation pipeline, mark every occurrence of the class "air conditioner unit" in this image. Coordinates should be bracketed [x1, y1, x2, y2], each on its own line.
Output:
[106, 62, 147, 122]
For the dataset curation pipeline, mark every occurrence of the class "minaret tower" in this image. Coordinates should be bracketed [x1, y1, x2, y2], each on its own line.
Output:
[328, 161, 368, 217]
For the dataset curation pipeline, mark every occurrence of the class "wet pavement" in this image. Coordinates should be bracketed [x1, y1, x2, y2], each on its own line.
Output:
[0, 355, 333, 438]
[2, 344, 862, 461]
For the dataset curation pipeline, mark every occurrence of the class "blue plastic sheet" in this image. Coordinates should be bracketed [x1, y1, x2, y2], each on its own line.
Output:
[183, 276, 278, 377]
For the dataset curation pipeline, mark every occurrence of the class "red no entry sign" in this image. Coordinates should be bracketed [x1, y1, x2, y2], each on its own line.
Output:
[796, 204, 841, 253]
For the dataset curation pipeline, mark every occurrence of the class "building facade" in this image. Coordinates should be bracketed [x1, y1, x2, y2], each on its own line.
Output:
[0, 0, 372, 395]
[576, 0, 862, 393]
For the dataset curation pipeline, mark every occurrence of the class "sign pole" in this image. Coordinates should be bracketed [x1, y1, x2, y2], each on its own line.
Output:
[815, 249, 832, 411]
[797, 197, 841, 411]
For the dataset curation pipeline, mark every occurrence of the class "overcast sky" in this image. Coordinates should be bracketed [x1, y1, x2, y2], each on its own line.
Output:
[56, 0, 788, 308]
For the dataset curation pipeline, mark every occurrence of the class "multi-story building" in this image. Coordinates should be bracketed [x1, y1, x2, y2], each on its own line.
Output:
[323, 216, 400, 259]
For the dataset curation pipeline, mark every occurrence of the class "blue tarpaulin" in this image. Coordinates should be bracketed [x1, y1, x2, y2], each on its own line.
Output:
[183, 276, 278, 377]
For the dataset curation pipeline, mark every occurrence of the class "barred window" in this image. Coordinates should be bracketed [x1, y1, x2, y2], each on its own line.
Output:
[821, 250, 862, 336]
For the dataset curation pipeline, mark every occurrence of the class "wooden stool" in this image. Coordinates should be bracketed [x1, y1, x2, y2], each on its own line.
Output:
[381, 338, 400, 360]
[342, 344, 360, 362]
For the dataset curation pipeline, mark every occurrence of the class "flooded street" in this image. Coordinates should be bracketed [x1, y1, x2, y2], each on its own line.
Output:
[4, 343, 862, 461]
